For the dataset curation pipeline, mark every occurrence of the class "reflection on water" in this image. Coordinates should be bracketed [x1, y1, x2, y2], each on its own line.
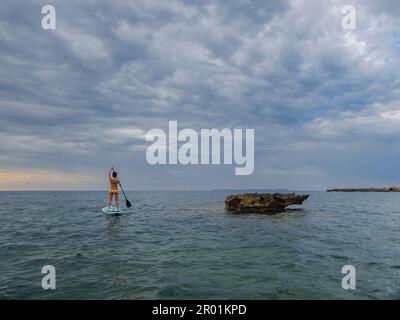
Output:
[106, 216, 121, 238]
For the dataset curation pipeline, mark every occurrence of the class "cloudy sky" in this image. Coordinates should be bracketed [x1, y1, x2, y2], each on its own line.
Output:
[1, 0, 400, 190]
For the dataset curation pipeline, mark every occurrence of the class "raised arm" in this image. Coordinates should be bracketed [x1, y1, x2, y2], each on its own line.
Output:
[109, 167, 114, 179]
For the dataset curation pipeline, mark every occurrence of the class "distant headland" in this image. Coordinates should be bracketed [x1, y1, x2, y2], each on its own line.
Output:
[327, 187, 400, 192]
[214, 188, 289, 193]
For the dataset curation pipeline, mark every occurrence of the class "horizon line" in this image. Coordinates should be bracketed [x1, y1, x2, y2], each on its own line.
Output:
[0, 189, 324, 192]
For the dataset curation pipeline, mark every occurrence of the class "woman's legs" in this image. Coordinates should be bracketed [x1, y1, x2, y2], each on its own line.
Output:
[115, 193, 119, 210]
[108, 192, 119, 209]
[108, 193, 113, 207]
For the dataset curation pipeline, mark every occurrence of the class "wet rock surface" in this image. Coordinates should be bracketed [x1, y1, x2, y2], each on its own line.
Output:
[225, 193, 309, 214]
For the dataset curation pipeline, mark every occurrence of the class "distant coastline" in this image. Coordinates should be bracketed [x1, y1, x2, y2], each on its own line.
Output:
[213, 188, 289, 193]
[327, 187, 400, 192]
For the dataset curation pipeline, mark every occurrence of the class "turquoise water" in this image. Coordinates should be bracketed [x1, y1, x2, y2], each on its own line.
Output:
[0, 191, 399, 299]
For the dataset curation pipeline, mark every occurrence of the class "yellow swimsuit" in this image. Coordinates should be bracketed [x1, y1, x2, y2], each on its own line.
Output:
[109, 178, 119, 194]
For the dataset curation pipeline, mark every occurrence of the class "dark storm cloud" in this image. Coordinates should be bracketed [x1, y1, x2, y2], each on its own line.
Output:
[0, 0, 399, 189]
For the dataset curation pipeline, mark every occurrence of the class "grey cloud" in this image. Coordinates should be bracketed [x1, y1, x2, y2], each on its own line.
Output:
[0, 0, 399, 189]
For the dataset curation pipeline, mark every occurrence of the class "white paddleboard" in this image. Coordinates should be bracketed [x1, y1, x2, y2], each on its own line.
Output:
[102, 206, 124, 216]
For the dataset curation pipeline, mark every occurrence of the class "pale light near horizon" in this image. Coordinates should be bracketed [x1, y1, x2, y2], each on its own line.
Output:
[0, 169, 100, 191]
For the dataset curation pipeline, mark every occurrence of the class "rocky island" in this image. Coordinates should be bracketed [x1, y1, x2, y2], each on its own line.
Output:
[327, 187, 400, 192]
[225, 193, 309, 214]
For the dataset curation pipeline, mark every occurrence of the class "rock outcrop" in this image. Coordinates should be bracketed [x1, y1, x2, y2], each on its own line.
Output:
[225, 193, 309, 214]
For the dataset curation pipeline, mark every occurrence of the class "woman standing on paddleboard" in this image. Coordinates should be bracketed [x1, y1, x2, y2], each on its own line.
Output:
[108, 167, 120, 210]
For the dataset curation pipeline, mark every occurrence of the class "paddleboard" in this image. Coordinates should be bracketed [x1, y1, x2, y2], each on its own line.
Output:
[102, 206, 124, 216]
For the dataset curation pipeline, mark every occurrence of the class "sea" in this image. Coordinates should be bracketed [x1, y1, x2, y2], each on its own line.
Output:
[0, 191, 399, 299]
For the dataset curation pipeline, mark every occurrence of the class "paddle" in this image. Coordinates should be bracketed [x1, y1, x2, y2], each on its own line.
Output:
[119, 182, 132, 208]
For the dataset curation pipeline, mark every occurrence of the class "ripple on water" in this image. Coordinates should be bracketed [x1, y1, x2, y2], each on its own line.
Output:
[1, 191, 399, 299]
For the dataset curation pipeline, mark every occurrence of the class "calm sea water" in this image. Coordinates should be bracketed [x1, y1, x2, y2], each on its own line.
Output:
[0, 191, 399, 299]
